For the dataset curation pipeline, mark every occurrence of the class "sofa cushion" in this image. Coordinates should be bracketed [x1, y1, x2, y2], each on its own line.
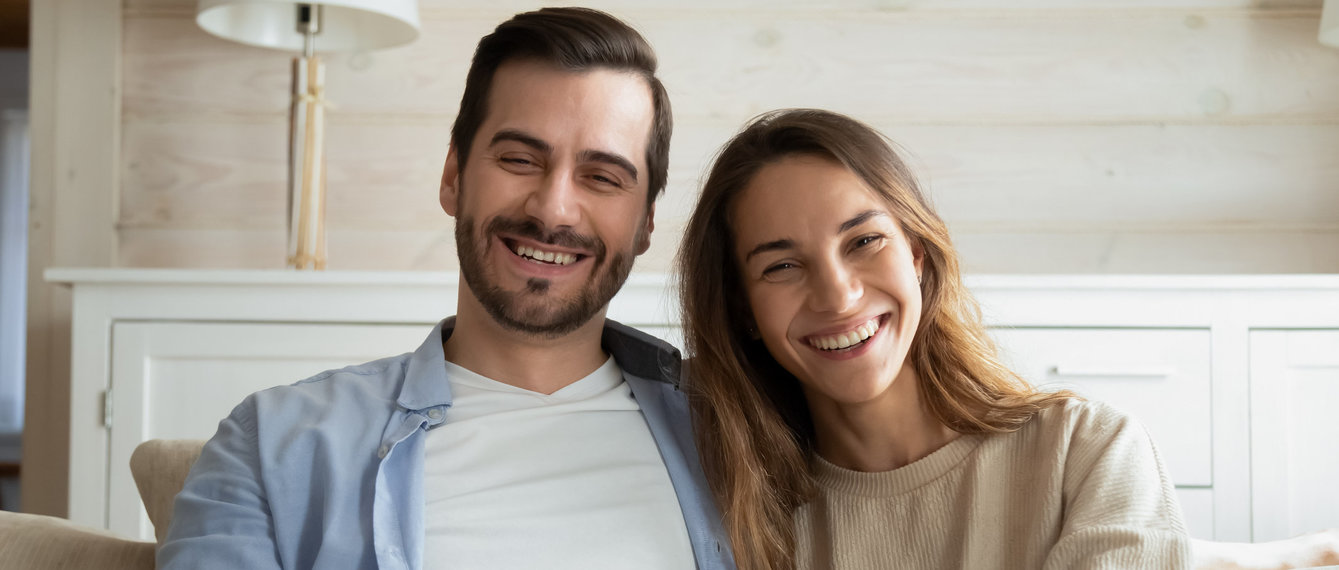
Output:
[129, 439, 206, 544]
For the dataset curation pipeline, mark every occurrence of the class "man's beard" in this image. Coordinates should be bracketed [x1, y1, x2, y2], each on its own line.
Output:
[455, 214, 640, 339]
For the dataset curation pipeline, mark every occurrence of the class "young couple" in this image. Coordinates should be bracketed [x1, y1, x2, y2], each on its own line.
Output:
[159, 7, 1189, 569]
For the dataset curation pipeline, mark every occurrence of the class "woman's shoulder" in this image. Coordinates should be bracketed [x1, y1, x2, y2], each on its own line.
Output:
[1002, 397, 1160, 466]
[1031, 397, 1144, 439]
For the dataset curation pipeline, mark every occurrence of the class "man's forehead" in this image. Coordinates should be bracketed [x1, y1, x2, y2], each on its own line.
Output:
[478, 60, 654, 163]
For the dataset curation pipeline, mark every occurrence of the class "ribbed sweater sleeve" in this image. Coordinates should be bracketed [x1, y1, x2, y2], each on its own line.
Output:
[794, 399, 1192, 570]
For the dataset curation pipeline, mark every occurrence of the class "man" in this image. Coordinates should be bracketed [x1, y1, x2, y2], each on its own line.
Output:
[158, 8, 731, 569]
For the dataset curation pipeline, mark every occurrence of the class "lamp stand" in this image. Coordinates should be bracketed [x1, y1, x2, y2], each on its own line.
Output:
[287, 5, 327, 270]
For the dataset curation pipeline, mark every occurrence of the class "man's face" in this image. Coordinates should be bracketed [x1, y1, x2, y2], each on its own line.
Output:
[441, 60, 656, 338]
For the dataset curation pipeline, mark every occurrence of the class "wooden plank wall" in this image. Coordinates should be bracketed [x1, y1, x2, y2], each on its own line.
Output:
[121, 0, 1339, 273]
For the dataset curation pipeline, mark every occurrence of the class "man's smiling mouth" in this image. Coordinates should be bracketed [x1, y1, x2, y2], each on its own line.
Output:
[507, 241, 580, 266]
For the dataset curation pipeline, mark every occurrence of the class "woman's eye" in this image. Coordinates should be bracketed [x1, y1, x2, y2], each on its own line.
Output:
[761, 262, 798, 280]
[852, 234, 884, 250]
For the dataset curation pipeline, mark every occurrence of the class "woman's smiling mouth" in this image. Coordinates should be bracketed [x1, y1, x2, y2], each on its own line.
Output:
[806, 315, 885, 351]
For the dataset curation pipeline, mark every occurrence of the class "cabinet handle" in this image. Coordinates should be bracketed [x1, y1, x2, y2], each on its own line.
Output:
[1047, 365, 1172, 379]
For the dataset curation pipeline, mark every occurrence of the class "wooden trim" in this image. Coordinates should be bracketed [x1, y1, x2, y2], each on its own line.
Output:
[23, 0, 122, 518]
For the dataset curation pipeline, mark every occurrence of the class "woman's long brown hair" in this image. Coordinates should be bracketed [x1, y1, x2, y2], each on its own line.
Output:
[676, 109, 1075, 570]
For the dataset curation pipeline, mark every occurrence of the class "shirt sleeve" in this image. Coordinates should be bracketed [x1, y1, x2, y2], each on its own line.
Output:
[1042, 401, 1193, 570]
[156, 395, 283, 569]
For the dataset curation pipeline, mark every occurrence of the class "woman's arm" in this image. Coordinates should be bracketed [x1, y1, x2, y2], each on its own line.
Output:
[1043, 400, 1193, 570]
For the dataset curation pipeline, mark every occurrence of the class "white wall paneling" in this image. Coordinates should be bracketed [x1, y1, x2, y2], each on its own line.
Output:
[114, 3, 1339, 273]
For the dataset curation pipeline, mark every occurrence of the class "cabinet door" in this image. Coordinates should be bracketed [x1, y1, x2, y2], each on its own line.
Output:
[989, 327, 1212, 486]
[107, 321, 433, 540]
[1249, 330, 1339, 542]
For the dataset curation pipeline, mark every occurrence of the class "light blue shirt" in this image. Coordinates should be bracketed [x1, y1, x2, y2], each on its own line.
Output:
[158, 318, 733, 569]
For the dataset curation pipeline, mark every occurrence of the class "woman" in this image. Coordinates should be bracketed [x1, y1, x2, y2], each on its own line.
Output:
[677, 109, 1191, 570]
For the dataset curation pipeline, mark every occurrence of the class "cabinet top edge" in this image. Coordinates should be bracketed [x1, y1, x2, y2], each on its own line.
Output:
[43, 268, 1339, 290]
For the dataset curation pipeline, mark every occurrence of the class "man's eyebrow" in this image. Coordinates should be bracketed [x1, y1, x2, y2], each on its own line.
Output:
[744, 239, 795, 264]
[489, 129, 551, 154]
[578, 149, 639, 182]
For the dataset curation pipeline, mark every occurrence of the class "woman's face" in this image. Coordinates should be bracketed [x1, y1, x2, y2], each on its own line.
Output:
[730, 154, 924, 407]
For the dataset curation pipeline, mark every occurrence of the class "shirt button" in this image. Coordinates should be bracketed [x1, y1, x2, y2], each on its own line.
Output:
[377, 444, 389, 458]
[427, 408, 443, 420]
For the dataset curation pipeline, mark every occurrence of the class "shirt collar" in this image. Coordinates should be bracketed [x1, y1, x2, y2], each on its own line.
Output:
[397, 317, 683, 412]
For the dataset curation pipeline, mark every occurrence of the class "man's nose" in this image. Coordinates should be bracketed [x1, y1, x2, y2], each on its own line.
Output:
[523, 170, 581, 230]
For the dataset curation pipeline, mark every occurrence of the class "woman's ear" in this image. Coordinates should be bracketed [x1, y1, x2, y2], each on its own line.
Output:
[913, 239, 927, 285]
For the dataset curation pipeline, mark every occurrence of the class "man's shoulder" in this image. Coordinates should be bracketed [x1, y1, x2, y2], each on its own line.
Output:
[243, 352, 414, 421]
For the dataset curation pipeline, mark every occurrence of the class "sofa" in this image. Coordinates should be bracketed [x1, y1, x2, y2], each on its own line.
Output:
[0, 439, 1335, 570]
[0, 439, 204, 570]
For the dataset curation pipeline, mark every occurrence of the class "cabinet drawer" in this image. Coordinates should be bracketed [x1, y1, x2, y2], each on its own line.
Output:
[989, 327, 1212, 487]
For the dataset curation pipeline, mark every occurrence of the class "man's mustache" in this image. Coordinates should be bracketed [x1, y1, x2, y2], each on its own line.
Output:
[484, 217, 606, 260]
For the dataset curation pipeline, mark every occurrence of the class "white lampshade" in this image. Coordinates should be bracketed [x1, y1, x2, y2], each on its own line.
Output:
[197, 0, 420, 53]
[1322, 0, 1339, 47]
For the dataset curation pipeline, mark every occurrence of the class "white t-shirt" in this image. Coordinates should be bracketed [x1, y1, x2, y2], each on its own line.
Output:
[422, 357, 695, 570]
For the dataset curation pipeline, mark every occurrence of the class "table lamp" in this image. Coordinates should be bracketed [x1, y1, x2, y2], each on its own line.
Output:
[196, 0, 420, 269]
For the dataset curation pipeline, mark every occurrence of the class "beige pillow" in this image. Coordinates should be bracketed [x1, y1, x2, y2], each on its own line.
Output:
[129, 439, 206, 544]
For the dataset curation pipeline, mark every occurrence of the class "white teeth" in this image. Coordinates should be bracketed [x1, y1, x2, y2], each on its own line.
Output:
[514, 245, 576, 266]
[810, 317, 882, 351]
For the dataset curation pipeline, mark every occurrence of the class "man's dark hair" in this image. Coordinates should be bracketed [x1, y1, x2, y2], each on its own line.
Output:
[451, 7, 672, 205]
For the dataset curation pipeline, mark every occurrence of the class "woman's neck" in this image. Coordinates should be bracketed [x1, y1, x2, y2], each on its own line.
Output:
[807, 366, 959, 472]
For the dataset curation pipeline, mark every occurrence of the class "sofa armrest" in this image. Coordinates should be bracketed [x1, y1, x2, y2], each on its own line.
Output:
[0, 510, 154, 570]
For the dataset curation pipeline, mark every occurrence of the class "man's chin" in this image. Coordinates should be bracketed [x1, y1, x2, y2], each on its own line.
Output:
[487, 299, 602, 339]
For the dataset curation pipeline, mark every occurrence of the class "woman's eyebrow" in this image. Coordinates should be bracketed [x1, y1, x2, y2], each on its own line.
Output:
[744, 239, 795, 264]
[839, 210, 886, 233]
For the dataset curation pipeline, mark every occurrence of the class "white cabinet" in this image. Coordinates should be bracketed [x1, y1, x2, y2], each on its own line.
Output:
[1249, 330, 1339, 542]
[49, 270, 1339, 543]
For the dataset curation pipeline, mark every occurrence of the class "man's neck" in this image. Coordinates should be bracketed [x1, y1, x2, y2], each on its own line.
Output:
[442, 294, 610, 395]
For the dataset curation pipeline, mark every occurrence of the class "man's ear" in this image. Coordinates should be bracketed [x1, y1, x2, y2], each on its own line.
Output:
[440, 145, 461, 217]
[635, 202, 656, 255]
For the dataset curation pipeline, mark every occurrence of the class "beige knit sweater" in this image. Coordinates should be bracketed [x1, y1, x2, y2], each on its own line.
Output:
[794, 399, 1192, 570]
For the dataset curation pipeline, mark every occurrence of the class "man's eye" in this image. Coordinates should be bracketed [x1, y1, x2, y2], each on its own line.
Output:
[588, 172, 624, 188]
[500, 157, 533, 166]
